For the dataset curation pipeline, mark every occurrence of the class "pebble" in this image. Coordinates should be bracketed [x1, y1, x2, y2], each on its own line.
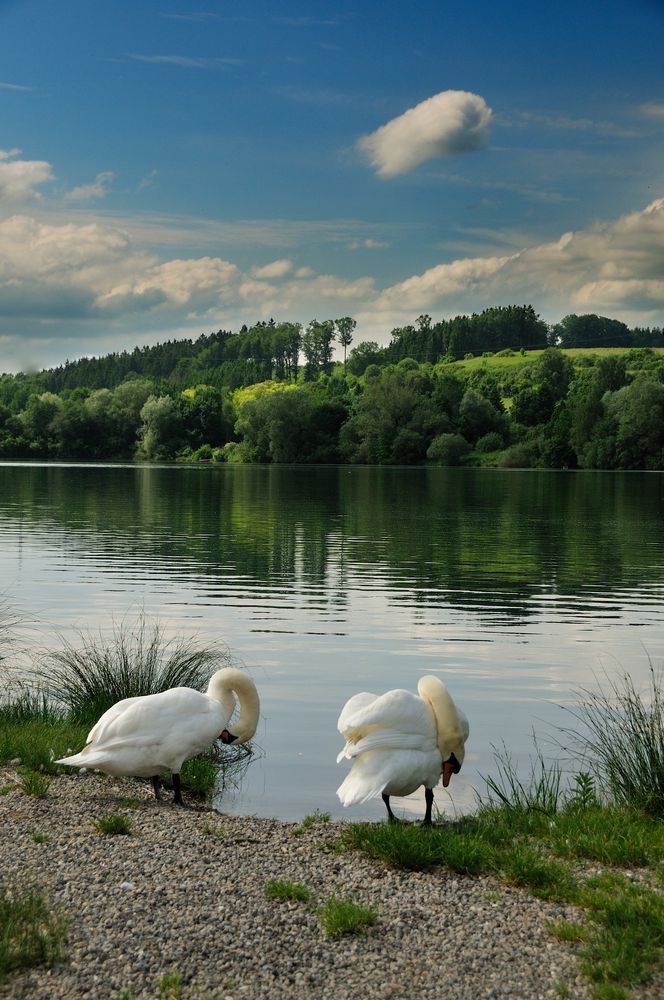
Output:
[0, 770, 593, 999]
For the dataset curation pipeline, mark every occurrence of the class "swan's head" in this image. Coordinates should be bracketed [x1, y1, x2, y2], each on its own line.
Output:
[207, 668, 260, 745]
[417, 675, 468, 787]
[442, 752, 462, 787]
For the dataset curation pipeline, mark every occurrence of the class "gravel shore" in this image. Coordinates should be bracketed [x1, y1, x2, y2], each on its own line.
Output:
[0, 769, 591, 1000]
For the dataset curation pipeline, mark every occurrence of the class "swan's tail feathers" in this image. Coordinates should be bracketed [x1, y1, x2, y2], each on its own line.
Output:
[55, 751, 90, 768]
[338, 731, 426, 762]
[337, 771, 384, 807]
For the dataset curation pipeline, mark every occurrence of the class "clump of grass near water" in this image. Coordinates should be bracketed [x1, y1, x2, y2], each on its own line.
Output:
[42, 617, 231, 726]
[292, 809, 331, 836]
[562, 667, 664, 817]
[0, 683, 88, 774]
[317, 896, 378, 938]
[0, 884, 67, 981]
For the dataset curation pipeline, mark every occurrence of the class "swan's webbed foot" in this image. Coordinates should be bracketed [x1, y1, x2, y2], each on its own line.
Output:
[172, 773, 185, 807]
[151, 775, 163, 802]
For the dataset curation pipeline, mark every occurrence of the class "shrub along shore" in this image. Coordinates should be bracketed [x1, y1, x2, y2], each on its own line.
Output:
[1, 620, 664, 998]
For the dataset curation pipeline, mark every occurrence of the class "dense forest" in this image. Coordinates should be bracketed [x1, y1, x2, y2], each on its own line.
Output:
[1, 305, 664, 469]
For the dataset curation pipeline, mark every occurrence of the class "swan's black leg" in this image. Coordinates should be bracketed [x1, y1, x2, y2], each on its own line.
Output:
[172, 772, 184, 806]
[422, 787, 434, 826]
[151, 775, 163, 802]
[382, 793, 398, 823]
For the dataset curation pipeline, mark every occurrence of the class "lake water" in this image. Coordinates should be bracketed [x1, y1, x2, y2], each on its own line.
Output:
[1, 462, 663, 821]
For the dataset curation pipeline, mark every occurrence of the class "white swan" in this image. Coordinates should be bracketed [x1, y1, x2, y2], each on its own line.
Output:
[56, 668, 260, 805]
[336, 675, 469, 824]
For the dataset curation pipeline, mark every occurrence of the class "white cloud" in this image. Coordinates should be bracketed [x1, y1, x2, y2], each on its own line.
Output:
[0, 150, 53, 201]
[357, 197, 664, 333]
[349, 238, 390, 250]
[137, 169, 158, 192]
[639, 101, 664, 119]
[2, 191, 664, 372]
[98, 257, 242, 314]
[128, 53, 242, 69]
[357, 90, 492, 178]
[0, 81, 33, 92]
[65, 171, 115, 203]
[251, 258, 293, 279]
[519, 110, 636, 138]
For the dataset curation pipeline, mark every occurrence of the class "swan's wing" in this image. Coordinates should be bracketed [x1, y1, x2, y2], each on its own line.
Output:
[87, 697, 145, 743]
[337, 729, 432, 762]
[337, 692, 378, 734]
[338, 689, 433, 741]
[86, 688, 220, 746]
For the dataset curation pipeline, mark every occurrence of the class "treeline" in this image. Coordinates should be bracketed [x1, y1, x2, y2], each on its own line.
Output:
[1, 305, 664, 469]
[1, 346, 664, 470]
[3, 306, 662, 407]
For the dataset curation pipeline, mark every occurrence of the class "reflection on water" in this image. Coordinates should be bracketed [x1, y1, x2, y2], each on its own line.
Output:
[1, 463, 663, 820]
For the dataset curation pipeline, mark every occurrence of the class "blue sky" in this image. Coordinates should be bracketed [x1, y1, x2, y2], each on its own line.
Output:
[1, 0, 663, 372]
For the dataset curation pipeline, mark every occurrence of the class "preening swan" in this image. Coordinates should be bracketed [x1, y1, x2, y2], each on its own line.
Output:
[56, 668, 260, 805]
[336, 676, 469, 825]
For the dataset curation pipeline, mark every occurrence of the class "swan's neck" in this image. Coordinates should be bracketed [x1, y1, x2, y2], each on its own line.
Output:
[206, 668, 260, 744]
[418, 675, 466, 764]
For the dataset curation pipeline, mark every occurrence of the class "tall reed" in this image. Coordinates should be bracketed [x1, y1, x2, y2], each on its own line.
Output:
[42, 617, 232, 725]
[561, 667, 664, 816]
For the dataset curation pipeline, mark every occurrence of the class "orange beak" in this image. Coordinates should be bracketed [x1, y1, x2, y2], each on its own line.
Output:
[442, 760, 455, 787]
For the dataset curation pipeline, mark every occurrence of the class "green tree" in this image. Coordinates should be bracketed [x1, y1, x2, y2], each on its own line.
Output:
[458, 388, 505, 443]
[234, 387, 346, 463]
[426, 433, 471, 466]
[136, 395, 184, 460]
[553, 313, 631, 348]
[302, 320, 336, 381]
[335, 317, 356, 370]
[613, 376, 664, 469]
[347, 341, 384, 376]
[340, 367, 438, 464]
[19, 392, 64, 455]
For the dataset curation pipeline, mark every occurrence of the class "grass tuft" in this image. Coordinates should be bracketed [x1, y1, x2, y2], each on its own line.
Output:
[562, 667, 664, 817]
[43, 617, 231, 726]
[0, 885, 67, 981]
[480, 737, 563, 815]
[547, 919, 589, 943]
[18, 769, 51, 799]
[318, 896, 378, 938]
[292, 809, 332, 836]
[264, 879, 311, 902]
[158, 968, 183, 999]
[95, 813, 132, 836]
[577, 872, 664, 989]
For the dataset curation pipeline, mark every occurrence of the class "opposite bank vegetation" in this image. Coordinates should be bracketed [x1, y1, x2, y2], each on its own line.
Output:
[2, 306, 664, 470]
[1, 612, 664, 998]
